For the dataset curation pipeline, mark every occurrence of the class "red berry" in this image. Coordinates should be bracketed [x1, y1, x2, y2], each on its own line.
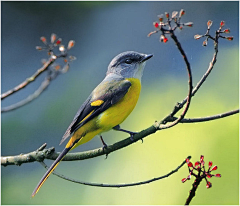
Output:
[210, 165, 218, 171]
[195, 161, 200, 167]
[154, 22, 159, 28]
[165, 12, 169, 18]
[56, 38, 62, 45]
[226, 36, 233, 41]
[206, 174, 212, 178]
[182, 178, 187, 183]
[220, 21, 225, 27]
[163, 37, 168, 43]
[206, 181, 212, 189]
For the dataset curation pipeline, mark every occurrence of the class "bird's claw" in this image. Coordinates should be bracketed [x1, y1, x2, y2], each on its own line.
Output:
[129, 132, 137, 142]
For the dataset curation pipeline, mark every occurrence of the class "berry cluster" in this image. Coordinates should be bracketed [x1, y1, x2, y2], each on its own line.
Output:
[36, 33, 76, 73]
[194, 20, 233, 46]
[148, 9, 193, 43]
[182, 155, 221, 189]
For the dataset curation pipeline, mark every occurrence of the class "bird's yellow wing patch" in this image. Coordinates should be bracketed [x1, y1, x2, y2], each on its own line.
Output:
[91, 100, 104, 106]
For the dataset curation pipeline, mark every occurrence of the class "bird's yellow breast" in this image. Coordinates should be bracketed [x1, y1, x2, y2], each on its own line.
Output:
[69, 78, 141, 149]
[97, 78, 141, 130]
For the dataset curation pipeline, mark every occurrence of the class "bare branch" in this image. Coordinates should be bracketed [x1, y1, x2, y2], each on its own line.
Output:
[1, 58, 54, 100]
[1, 125, 157, 166]
[39, 156, 191, 187]
[157, 31, 193, 130]
[3, 109, 238, 166]
[170, 109, 239, 123]
[1, 74, 54, 113]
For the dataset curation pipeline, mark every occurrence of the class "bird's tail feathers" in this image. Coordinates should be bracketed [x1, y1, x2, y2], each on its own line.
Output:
[31, 146, 72, 197]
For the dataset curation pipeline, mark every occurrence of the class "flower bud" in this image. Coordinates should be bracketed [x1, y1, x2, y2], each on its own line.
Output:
[210, 165, 218, 171]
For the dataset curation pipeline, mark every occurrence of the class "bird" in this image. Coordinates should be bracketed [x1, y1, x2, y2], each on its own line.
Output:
[32, 51, 153, 197]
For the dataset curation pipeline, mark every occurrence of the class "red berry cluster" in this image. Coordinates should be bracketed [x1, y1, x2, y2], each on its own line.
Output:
[182, 155, 221, 189]
[148, 9, 193, 43]
[36, 33, 76, 73]
[194, 20, 233, 46]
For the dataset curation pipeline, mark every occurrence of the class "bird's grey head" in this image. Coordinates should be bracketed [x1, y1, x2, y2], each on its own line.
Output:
[107, 51, 153, 80]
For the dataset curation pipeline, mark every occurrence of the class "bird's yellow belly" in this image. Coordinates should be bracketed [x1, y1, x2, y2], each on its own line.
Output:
[97, 78, 141, 130]
[69, 78, 141, 149]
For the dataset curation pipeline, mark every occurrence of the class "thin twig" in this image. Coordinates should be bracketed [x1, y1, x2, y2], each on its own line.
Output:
[169, 109, 239, 123]
[1, 75, 54, 113]
[39, 156, 191, 188]
[158, 31, 193, 130]
[184, 41, 218, 105]
[1, 58, 54, 100]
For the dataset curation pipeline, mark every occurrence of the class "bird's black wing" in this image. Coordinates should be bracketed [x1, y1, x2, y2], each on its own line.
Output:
[60, 79, 131, 145]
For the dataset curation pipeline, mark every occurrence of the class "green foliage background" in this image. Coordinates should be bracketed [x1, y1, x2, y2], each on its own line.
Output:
[1, 1, 239, 205]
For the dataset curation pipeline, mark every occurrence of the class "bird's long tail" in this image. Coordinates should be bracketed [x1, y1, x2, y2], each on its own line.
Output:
[31, 146, 72, 197]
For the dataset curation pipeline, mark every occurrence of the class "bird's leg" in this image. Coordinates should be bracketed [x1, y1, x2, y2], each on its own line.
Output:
[99, 135, 108, 149]
[99, 135, 109, 159]
[113, 125, 141, 142]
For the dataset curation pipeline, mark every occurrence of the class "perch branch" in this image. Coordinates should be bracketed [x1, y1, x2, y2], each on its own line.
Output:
[2, 107, 238, 166]
[1, 125, 157, 166]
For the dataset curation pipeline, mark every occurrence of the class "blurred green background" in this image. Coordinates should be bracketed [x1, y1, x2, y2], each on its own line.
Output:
[1, 1, 239, 205]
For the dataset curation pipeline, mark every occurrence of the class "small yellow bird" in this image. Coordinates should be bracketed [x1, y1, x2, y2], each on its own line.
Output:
[32, 51, 153, 197]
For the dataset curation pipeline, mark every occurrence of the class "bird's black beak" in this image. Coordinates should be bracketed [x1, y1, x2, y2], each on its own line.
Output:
[141, 54, 153, 62]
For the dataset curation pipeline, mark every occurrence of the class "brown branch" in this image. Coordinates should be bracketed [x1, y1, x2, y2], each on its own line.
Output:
[1, 125, 157, 166]
[1, 75, 54, 113]
[169, 109, 239, 123]
[1, 58, 54, 100]
[38, 156, 191, 188]
[157, 31, 193, 130]
[185, 177, 202, 205]
[2, 108, 238, 167]
[184, 37, 218, 104]
[160, 32, 219, 127]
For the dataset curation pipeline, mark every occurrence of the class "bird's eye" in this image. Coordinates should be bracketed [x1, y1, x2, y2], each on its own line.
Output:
[125, 59, 133, 64]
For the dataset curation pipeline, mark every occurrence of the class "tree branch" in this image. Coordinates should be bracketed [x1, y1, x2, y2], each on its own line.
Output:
[38, 156, 191, 187]
[161, 27, 219, 126]
[157, 31, 193, 130]
[1, 58, 54, 100]
[1, 73, 56, 113]
[3, 108, 238, 166]
[1, 125, 157, 166]
[169, 109, 239, 123]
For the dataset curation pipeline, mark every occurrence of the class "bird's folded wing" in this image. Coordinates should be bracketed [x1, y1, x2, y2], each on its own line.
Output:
[60, 79, 132, 145]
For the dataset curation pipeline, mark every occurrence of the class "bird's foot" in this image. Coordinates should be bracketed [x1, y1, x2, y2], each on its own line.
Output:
[99, 135, 109, 159]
